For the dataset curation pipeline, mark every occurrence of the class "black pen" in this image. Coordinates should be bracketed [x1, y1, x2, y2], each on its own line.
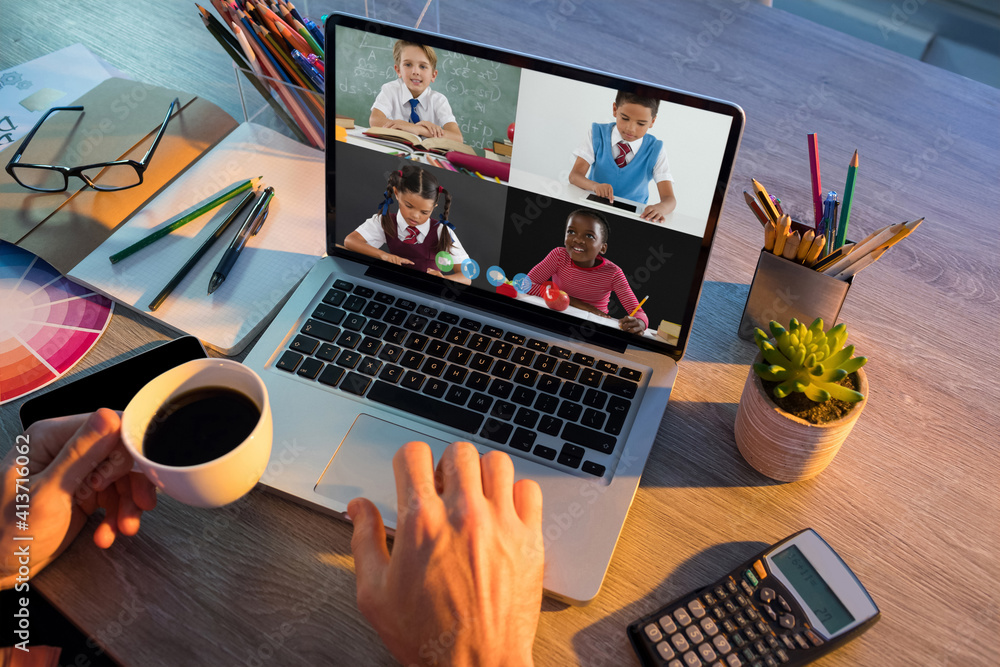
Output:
[147, 187, 258, 311]
[208, 186, 274, 294]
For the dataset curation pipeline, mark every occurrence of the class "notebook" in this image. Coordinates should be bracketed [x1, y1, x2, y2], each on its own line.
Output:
[242, 13, 744, 604]
[68, 122, 325, 355]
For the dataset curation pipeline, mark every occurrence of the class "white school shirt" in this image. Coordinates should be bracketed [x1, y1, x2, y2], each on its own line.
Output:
[572, 125, 673, 183]
[371, 78, 457, 132]
[355, 211, 470, 266]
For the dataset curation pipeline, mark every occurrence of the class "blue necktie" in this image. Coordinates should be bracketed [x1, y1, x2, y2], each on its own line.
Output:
[408, 99, 419, 124]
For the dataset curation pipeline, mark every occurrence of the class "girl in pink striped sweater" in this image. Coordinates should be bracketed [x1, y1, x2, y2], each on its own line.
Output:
[527, 209, 648, 334]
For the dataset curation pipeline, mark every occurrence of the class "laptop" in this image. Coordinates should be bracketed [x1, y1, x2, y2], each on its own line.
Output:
[242, 13, 744, 604]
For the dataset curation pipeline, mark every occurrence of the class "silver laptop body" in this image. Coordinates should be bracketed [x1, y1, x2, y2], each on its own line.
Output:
[243, 13, 743, 604]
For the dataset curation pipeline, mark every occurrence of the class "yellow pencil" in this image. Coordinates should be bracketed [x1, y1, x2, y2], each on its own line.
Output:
[629, 295, 649, 317]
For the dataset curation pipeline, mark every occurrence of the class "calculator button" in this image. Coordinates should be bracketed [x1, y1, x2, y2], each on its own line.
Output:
[668, 661, 683, 667]
[724, 600, 738, 615]
[804, 629, 824, 646]
[712, 634, 732, 654]
[756, 621, 769, 636]
[714, 586, 727, 600]
[743, 569, 759, 588]
[741, 647, 756, 663]
[671, 633, 691, 652]
[734, 613, 749, 627]
[759, 588, 776, 604]
[700, 618, 719, 637]
[703, 592, 717, 606]
[685, 625, 704, 644]
[779, 634, 796, 650]
[711, 606, 725, 620]
[656, 641, 677, 660]
[777, 596, 792, 613]
[682, 651, 701, 667]
[753, 560, 767, 581]
[644, 623, 664, 643]
[743, 627, 757, 641]
[765, 635, 780, 651]
[674, 608, 693, 627]
[726, 580, 739, 595]
[725, 654, 743, 667]
[754, 640, 768, 655]
[779, 614, 795, 630]
[745, 607, 760, 622]
[775, 648, 790, 663]
[698, 643, 718, 663]
[740, 580, 754, 596]
[764, 655, 779, 667]
[730, 632, 746, 648]
[793, 633, 810, 650]
[660, 615, 678, 634]
[735, 594, 749, 608]
[722, 619, 737, 634]
[762, 605, 778, 621]
[688, 599, 707, 619]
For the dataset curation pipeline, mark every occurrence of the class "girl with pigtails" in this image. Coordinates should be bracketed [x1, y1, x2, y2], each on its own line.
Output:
[344, 165, 471, 284]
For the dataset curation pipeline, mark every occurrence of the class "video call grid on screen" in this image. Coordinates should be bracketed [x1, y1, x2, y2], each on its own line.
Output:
[331, 19, 741, 356]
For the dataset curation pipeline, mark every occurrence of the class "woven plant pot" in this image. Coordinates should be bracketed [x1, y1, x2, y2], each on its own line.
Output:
[734, 356, 868, 482]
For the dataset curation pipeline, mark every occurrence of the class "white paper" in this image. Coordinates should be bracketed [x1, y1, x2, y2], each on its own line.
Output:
[0, 44, 117, 150]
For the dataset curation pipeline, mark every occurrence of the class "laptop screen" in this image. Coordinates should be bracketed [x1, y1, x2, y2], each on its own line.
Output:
[329, 14, 743, 359]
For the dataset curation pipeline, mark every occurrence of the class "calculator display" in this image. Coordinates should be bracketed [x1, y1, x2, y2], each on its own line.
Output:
[771, 544, 854, 634]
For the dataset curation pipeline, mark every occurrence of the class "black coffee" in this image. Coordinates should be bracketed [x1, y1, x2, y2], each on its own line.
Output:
[143, 387, 260, 467]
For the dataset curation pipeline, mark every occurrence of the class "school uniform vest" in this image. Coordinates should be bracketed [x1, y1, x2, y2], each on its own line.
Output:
[383, 215, 442, 273]
[588, 122, 662, 204]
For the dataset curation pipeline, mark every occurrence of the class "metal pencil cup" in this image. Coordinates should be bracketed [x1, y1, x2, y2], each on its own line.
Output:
[737, 250, 852, 340]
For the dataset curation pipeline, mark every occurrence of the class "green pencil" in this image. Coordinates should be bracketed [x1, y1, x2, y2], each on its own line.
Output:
[109, 177, 262, 264]
[836, 150, 858, 250]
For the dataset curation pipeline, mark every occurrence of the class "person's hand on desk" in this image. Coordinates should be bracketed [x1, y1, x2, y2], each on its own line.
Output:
[619, 315, 647, 335]
[639, 182, 677, 223]
[348, 441, 544, 667]
[0, 409, 157, 589]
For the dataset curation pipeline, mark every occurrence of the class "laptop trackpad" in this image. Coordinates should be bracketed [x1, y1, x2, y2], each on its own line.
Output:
[313, 414, 451, 527]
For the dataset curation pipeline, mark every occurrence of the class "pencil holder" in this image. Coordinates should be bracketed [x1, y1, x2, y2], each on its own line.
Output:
[737, 250, 852, 340]
[233, 63, 325, 150]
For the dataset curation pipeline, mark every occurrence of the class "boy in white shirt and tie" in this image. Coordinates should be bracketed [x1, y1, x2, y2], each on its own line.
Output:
[370, 40, 464, 143]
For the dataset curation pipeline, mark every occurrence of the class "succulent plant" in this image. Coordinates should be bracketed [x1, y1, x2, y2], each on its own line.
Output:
[753, 318, 867, 403]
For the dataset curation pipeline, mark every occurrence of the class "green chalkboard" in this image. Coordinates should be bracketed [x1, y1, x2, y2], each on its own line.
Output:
[332, 25, 521, 151]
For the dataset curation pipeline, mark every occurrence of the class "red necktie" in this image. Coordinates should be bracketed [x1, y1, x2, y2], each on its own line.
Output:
[403, 226, 419, 244]
[614, 141, 631, 168]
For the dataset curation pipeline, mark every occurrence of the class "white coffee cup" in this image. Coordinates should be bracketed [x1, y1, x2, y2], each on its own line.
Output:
[121, 359, 272, 508]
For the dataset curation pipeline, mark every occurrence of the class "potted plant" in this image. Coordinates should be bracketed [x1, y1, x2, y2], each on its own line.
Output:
[734, 317, 868, 482]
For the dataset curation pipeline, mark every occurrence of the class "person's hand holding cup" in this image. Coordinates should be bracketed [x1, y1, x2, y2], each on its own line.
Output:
[120, 359, 272, 508]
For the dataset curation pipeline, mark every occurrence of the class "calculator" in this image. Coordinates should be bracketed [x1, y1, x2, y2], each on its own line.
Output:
[626, 529, 879, 667]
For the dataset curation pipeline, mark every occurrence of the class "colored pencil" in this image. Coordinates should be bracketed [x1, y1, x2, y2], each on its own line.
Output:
[752, 178, 780, 223]
[836, 150, 859, 250]
[197, 5, 308, 144]
[148, 187, 258, 310]
[110, 177, 262, 263]
[628, 296, 649, 318]
[808, 133, 823, 229]
[744, 190, 769, 226]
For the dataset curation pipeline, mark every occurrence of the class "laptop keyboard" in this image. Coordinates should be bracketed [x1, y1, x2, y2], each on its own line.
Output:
[271, 277, 645, 480]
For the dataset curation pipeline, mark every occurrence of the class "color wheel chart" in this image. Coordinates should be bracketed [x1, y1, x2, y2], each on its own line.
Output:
[1, 241, 113, 404]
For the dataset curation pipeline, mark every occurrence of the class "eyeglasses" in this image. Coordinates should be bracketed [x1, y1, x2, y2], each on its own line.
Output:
[4, 97, 179, 192]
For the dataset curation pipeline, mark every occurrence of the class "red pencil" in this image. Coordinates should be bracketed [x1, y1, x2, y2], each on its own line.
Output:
[808, 133, 823, 230]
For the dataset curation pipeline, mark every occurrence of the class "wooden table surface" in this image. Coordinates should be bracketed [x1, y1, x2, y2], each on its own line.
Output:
[2, 1, 998, 665]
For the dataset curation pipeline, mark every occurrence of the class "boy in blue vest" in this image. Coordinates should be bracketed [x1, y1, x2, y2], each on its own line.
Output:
[569, 92, 677, 223]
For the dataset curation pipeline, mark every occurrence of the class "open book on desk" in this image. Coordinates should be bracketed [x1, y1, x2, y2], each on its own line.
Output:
[361, 125, 477, 156]
[69, 122, 325, 355]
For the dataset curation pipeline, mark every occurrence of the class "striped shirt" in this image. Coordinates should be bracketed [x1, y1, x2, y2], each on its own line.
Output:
[527, 248, 648, 327]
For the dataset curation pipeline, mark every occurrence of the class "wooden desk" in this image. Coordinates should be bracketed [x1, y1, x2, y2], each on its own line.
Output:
[2, 1, 998, 665]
